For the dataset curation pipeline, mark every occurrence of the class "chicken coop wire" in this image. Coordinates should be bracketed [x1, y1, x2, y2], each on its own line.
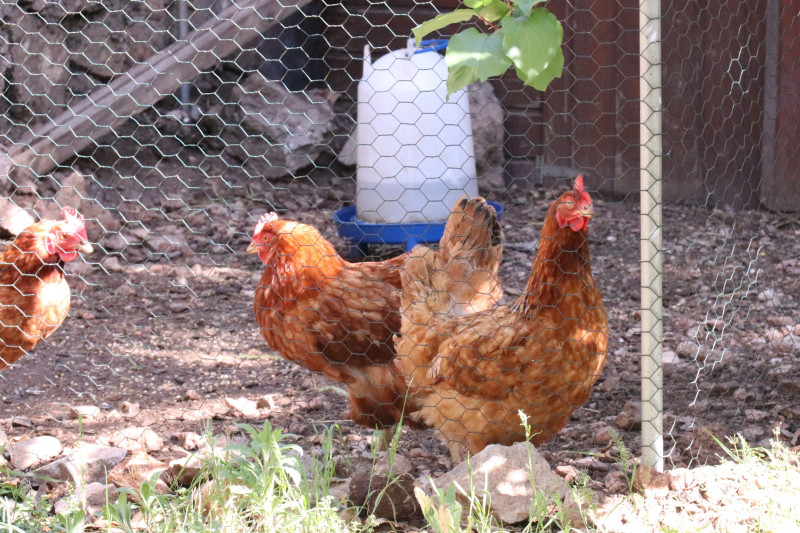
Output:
[0, 0, 795, 504]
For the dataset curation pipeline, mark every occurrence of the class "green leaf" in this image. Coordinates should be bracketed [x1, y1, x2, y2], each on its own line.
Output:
[502, 8, 564, 89]
[529, 45, 564, 91]
[464, 0, 494, 7]
[477, 0, 511, 22]
[412, 9, 478, 47]
[445, 29, 511, 97]
[511, 0, 547, 15]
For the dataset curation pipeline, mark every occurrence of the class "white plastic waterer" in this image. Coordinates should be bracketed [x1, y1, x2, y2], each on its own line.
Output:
[356, 40, 478, 224]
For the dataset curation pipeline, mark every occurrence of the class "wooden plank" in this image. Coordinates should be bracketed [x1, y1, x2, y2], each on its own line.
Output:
[542, 0, 640, 196]
[699, 1, 764, 210]
[1, 0, 312, 181]
[760, 0, 800, 211]
[661, 0, 705, 203]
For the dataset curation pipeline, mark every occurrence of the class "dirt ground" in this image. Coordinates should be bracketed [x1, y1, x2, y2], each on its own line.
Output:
[1, 133, 799, 529]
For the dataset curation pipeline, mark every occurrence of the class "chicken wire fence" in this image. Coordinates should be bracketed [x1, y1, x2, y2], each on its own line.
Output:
[0, 0, 796, 489]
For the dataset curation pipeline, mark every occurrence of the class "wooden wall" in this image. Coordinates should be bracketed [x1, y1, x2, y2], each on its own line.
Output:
[320, 0, 799, 210]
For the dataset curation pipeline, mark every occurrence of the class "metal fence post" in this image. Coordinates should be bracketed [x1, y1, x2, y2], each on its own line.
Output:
[640, 0, 664, 472]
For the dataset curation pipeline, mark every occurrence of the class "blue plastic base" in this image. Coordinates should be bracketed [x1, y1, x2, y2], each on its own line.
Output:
[333, 201, 504, 259]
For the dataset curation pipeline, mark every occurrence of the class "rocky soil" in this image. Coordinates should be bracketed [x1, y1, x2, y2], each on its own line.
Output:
[1, 132, 798, 528]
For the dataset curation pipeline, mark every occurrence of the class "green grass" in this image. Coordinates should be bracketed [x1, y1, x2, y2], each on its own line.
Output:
[0, 418, 589, 533]
[3, 418, 796, 533]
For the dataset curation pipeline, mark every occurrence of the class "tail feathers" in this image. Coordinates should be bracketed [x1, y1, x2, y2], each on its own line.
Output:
[434, 196, 504, 314]
[439, 196, 503, 273]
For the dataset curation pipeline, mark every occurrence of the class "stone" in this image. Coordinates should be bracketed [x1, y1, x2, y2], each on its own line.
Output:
[170, 455, 207, 487]
[64, 1, 171, 80]
[54, 482, 116, 516]
[143, 234, 183, 259]
[555, 464, 580, 483]
[662, 350, 681, 364]
[108, 450, 169, 494]
[32, 444, 127, 485]
[119, 401, 140, 418]
[428, 442, 584, 526]
[676, 340, 698, 357]
[203, 73, 335, 179]
[467, 81, 504, 178]
[11, 416, 33, 428]
[224, 397, 261, 418]
[350, 470, 421, 522]
[109, 427, 164, 452]
[7, 436, 63, 470]
[572, 456, 610, 471]
[176, 431, 207, 451]
[595, 426, 614, 444]
[373, 452, 413, 477]
[615, 401, 642, 431]
[68, 405, 103, 420]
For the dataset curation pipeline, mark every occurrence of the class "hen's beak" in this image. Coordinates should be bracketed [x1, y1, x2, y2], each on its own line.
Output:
[246, 241, 259, 255]
[77, 240, 94, 254]
[581, 204, 595, 218]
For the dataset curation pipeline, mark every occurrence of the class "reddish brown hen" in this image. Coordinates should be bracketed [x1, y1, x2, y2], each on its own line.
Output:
[247, 197, 503, 431]
[1, 207, 93, 372]
[396, 176, 608, 462]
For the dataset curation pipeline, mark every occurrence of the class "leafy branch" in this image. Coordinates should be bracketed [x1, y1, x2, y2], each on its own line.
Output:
[413, 0, 564, 97]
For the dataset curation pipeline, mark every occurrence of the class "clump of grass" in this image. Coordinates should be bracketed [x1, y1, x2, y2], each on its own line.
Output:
[707, 428, 800, 531]
[0, 416, 606, 533]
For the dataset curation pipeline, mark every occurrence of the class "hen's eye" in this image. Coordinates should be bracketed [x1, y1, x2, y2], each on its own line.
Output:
[60, 234, 69, 241]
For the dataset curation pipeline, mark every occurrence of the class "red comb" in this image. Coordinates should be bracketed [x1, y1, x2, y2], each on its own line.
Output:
[61, 207, 84, 227]
[254, 212, 279, 235]
[574, 175, 585, 193]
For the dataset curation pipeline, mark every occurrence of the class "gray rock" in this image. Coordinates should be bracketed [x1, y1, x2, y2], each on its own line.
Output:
[99, 233, 128, 252]
[676, 340, 698, 357]
[350, 469, 421, 522]
[108, 450, 170, 494]
[374, 452, 413, 477]
[32, 444, 127, 486]
[119, 401, 140, 418]
[65, 1, 171, 79]
[662, 350, 681, 364]
[170, 455, 207, 487]
[224, 397, 261, 419]
[615, 400, 642, 431]
[109, 427, 164, 452]
[5, 16, 71, 133]
[427, 442, 584, 526]
[53, 482, 116, 516]
[68, 405, 103, 420]
[467, 82, 505, 178]
[11, 416, 33, 428]
[206, 73, 335, 179]
[7, 436, 63, 470]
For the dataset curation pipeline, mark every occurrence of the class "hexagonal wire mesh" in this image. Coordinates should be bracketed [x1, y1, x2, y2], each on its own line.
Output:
[0, 0, 797, 516]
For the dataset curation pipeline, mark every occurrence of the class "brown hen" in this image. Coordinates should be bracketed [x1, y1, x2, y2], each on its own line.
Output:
[1, 207, 93, 372]
[247, 197, 503, 431]
[396, 176, 608, 462]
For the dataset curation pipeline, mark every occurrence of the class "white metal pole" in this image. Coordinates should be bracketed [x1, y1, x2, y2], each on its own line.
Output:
[179, 0, 192, 112]
[640, 0, 664, 471]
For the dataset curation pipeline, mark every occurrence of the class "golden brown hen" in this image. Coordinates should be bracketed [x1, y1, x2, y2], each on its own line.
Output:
[246, 197, 503, 431]
[396, 176, 608, 462]
[1, 207, 94, 372]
